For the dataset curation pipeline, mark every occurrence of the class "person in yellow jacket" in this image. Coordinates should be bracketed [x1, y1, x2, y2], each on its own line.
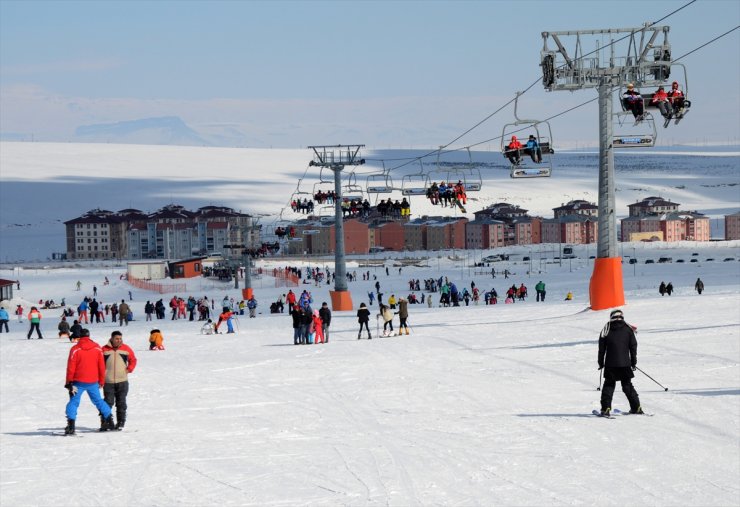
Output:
[388, 294, 397, 310]
[148, 329, 165, 350]
[27, 306, 43, 339]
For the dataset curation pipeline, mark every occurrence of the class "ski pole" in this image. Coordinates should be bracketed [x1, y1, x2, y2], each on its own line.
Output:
[597, 368, 602, 391]
[636, 366, 668, 391]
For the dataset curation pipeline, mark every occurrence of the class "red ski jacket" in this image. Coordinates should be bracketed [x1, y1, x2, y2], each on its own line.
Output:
[66, 336, 106, 385]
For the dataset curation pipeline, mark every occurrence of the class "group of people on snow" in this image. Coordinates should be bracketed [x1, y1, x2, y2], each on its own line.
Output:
[63, 328, 139, 435]
[658, 281, 674, 296]
[290, 300, 331, 345]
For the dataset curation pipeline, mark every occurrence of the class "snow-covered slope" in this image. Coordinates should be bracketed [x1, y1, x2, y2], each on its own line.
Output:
[0, 245, 738, 506]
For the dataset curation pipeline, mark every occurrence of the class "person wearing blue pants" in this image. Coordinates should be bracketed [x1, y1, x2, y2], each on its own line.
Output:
[64, 329, 114, 434]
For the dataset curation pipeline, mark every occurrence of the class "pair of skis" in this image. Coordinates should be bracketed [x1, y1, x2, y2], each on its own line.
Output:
[662, 108, 688, 128]
[592, 408, 653, 419]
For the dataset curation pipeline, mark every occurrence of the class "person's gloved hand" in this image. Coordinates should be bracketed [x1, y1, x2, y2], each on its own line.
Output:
[631, 365, 637, 371]
[598, 364, 603, 370]
[64, 383, 77, 395]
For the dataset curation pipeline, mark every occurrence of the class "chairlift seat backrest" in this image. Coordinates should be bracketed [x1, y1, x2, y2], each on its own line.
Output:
[367, 186, 393, 194]
[401, 188, 428, 196]
[510, 167, 552, 178]
[613, 135, 655, 148]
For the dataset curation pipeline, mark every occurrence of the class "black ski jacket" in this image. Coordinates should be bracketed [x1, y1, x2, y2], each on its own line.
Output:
[357, 307, 370, 323]
[319, 307, 331, 326]
[598, 320, 637, 368]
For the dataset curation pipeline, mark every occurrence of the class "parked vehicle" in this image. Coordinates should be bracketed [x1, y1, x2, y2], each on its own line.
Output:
[645, 259, 655, 264]
[658, 257, 673, 263]
[482, 254, 509, 262]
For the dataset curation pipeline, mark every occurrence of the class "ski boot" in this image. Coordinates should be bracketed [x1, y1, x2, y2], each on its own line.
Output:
[600, 407, 611, 417]
[64, 418, 76, 435]
[116, 413, 126, 431]
[629, 406, 644, 415]
[99, 414, 115, 432]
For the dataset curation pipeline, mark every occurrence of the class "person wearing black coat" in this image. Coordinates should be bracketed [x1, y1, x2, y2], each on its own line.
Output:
[291, 305, 303, 345]
[299, 305, 313, 344]
[69, 320, 83, 342]
[356, 303, 371, 340]
[319, 302, 332, 343]
[598, 309, 643, 416]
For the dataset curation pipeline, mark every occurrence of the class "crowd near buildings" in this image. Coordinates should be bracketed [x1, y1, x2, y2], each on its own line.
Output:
[63, 198, 737, 260]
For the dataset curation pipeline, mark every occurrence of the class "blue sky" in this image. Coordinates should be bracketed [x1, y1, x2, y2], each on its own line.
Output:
[1, 0, 738, 148]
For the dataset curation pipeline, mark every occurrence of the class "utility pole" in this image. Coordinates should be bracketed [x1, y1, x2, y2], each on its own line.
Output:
[541, 24, 676, 310]
[307, 145, 365, 311]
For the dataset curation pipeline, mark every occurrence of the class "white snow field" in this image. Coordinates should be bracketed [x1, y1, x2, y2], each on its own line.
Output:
[1, 243, 739, 506]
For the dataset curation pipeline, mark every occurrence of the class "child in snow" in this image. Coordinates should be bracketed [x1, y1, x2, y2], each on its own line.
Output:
[311, 309, 325, 344]
[201, 319, 215, 335]
[149, 329, 165, 350]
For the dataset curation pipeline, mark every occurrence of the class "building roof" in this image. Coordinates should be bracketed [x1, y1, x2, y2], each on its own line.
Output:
[553, 199, 598, 211]
[628, 196, 680, 208]
[169, 257, 207, 265]
[466, 218, 506, 225]
[64, 208, 128, 225]
[0, 279, 16, 287]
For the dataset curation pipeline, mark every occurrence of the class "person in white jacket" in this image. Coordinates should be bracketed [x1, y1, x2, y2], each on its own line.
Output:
[378, 304, 394, 336]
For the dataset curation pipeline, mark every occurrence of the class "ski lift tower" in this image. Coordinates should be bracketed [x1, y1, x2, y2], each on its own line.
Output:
[308, 145, 365, 311]
[540, 24, 673, 310]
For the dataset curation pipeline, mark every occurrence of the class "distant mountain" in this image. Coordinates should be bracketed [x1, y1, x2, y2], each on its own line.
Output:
[75, 116, 210, 146]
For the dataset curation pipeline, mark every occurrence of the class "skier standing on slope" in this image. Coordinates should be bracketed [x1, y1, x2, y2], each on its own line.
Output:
[597, 309, 644, 416]
[378, 303, 395, 336]
[319, 302, 331, 343]
[396, 297, 410, 335]
[102, 331, 137, 430]
[356, 303, 371, 340]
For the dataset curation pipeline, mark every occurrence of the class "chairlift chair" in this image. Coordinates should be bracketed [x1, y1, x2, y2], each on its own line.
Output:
[500, 93, 554, 178]
[341, 171, 365, 201]
[399, 159, 429, 196]
[612, 110, 657, 148]
[619, 63, 692, 128]
[366, 166, 395, 194]
[460, 148, 482, 191]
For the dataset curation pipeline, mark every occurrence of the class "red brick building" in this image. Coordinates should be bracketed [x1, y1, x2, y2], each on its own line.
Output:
[724, 211, 740, 240]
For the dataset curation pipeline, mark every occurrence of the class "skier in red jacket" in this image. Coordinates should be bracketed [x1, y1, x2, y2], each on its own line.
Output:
[64, 329, 114, 435]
